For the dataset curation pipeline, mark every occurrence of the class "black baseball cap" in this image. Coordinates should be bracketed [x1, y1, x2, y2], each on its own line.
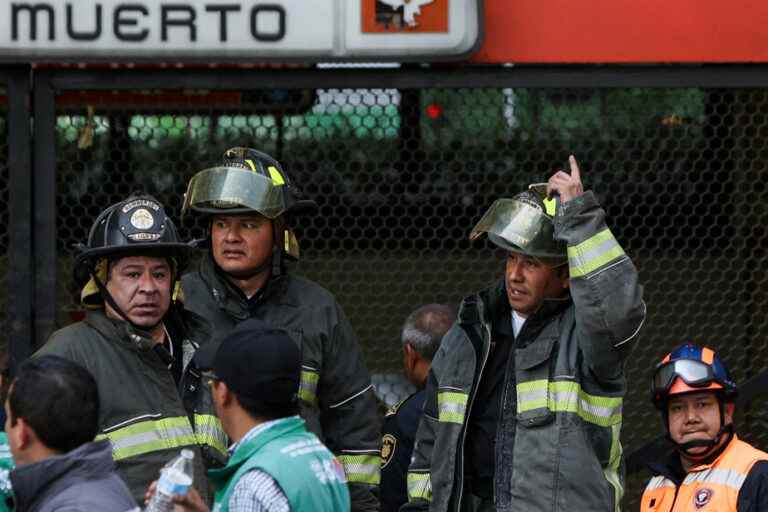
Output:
[194, 319, 300, 413]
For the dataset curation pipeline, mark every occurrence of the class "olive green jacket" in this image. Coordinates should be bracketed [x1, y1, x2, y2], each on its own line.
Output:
[182, 261, 381, 511]
[37, 307, 226, 504]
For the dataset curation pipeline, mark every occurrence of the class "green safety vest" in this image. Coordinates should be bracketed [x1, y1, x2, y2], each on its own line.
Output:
[209, 417, 350, 512]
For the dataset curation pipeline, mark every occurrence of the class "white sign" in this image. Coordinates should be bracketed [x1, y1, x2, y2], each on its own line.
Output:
[0, 0, 481, 61]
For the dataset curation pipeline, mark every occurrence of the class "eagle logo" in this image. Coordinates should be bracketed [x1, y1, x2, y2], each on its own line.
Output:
[376, 0, 435, 29]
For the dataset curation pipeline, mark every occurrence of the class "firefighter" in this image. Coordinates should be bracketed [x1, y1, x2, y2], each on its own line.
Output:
[640, 343, 768, 512]
[36, 195, 226, 504]
[180, 147, 381, 511]
[404, 156, 646, 511]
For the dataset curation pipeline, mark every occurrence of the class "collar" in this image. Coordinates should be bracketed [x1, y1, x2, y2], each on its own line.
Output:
[10, 440, 114, 511]
[227, 417, 289, 456]
[200, 255, 290, 318]
[84, 310, 158, 353]
[482, 279, 571, 341]
[686, 433, 739, 473]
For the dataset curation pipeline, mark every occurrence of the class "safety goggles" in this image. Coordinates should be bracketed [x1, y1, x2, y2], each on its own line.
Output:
[652, 359, 720, 397]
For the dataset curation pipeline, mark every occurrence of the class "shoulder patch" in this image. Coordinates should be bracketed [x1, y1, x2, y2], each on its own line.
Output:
[381, 434, 397, 469]
[386, 398, 406, 417]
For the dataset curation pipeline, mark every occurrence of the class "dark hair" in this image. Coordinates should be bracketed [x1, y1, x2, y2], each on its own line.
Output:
[233, 388, 299, 422]
[8, 355, 100, 453]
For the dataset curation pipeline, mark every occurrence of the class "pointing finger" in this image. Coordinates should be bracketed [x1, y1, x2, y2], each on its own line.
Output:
[569, 155, 581, 182]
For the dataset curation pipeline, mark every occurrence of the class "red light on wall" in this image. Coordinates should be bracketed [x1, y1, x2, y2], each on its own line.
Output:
[426, 103, 443, 120]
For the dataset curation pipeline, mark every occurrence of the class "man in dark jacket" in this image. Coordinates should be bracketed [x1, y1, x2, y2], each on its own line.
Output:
[37, 195, 226, 503]
[5, 355, 138, 512]
[404, 156, 646, 512]
[381, 304, 455, 512]
[181, 147, 381, 511]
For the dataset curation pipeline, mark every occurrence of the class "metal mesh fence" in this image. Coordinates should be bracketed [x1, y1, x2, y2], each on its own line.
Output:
[51, 86, 768, 508]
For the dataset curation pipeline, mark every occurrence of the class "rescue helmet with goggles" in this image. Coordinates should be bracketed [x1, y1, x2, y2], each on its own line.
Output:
[181, 147, 315, 261]
[469, 188, 566, 266]
[651, 343, 738, 457]
[74, 195, 194, 307]
[651, 343, 737, 408]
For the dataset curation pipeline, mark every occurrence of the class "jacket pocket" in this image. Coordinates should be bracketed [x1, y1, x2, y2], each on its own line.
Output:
[516, 336, 557, 427]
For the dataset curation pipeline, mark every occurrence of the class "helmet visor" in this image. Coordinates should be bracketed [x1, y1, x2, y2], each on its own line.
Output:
[652, 359, 721, 398]
[182, 166, 286, 219]
[470, 198, 564, 261]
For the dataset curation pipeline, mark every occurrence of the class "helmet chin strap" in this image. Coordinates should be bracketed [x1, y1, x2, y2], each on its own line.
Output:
[668, 397, 734, 459]
[90, 271, 174, 365]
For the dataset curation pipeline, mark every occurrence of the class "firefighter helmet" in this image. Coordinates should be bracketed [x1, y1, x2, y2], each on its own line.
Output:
[470, 189, 566, 264]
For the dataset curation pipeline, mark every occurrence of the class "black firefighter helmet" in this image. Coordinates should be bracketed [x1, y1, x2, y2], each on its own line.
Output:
[74, 195, 194, 301]
[182, 147, 315, 263]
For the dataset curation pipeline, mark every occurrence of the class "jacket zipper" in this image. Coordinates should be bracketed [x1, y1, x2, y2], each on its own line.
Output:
[493, 322, 523, 507]
[455, 322, 493, 512]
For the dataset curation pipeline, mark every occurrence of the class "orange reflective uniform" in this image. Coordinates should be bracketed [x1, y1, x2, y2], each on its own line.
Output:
[641, 435, 768, 512]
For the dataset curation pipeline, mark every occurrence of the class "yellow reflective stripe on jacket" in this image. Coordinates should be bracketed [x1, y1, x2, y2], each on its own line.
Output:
[193, 413, 228, 457]
[97, 416, 197, 460]
[568, 228, 626, 278]
[337, 453, 380, 485]
[407, 471, 432, 501]
[437, 390, 468, 424]
[299, 369, 319, 406]
[517, 380, 623, 427]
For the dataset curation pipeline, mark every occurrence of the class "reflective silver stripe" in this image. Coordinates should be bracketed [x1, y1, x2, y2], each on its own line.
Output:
[97, 416, 197, 460]
[646, 475, 675, 490]
[517, 380, 622, 427]
[437, 390, 467, 424]
[568, 228, 626, 278]
[337, 453, 380, 485]
[685, 467, 747, 491]
[194, 414, 228, 455]
[407, 471, 432, 501]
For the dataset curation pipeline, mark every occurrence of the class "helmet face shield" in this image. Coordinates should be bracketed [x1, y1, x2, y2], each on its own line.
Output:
[182, 165, 286, 219]
[470, 198, 566, 262]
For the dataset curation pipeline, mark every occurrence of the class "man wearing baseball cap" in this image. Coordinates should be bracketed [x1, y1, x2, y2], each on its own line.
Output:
[165, 318, 350, 512]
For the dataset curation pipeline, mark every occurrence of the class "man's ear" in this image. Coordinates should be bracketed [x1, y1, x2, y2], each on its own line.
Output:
[217, 382, 235, 407]
[14, 417, 35, 450]
[724, 402, 736, 425]
[404, 343, 418, 371]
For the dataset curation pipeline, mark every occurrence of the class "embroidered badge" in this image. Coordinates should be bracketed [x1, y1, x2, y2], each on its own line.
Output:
[381, 434, 397, 469]
[694, 488, 714, 509]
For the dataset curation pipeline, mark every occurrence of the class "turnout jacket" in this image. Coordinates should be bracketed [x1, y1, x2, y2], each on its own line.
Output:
[36, 308, 227, 504]
[404, 191, 645, 512]
[641, 435, 768, 512]
[182, 259, 382, 511]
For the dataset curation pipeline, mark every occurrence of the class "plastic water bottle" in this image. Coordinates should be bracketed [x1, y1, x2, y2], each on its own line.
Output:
[145, 449, 195, 512]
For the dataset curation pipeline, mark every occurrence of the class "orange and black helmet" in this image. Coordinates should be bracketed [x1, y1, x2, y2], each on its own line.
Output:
[651, 343, 737, 408]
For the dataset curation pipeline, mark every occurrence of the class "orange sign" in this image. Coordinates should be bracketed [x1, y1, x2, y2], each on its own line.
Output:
[472, 0, 768, 63]
[362, 0, 449, 33]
